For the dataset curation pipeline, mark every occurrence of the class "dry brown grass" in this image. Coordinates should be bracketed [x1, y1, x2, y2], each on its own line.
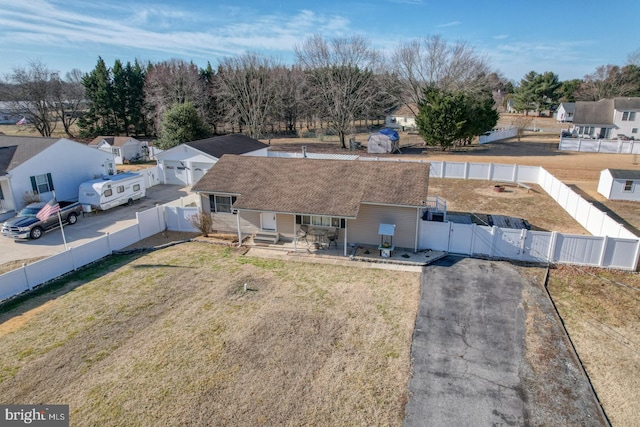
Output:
[547, 266, 640, 425]
[0, 242, 420, 426]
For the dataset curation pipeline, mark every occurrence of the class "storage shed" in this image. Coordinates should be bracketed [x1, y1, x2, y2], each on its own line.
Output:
[597, 169, 640, 201]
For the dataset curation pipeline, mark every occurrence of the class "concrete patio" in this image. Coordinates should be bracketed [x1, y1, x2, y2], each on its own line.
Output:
[246, 237, 447, 267]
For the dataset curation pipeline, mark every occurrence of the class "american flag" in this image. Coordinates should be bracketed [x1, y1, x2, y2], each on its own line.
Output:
[36, 198, 60, 221]
[16, 117, 27, 125]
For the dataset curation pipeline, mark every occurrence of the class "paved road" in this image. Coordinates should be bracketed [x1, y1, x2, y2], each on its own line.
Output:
[404, 256, 605, 427]
[0, 185, 190, 265]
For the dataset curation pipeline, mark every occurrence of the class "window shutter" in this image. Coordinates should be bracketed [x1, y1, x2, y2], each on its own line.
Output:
[46, 173, 55, 191]
[30, 176, 37, 193]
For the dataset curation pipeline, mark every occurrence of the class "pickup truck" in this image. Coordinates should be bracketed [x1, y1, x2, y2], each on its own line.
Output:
[1, 200, 82, 239]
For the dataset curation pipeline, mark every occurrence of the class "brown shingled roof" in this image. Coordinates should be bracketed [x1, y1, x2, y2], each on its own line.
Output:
[192, 155, 430, 217]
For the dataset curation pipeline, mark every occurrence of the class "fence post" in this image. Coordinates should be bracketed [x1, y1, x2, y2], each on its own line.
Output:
[464, 162, 469, 179]
[547, 231, 558, 263]
[469, 224, 476, 255]
[135, 212, 142, 241]
[488, 163, 493, 181]
[632, 239, 640, 271]
[512, 164, 518, 183]
[23, 263, 31, 290]
[598, 235, 609, 267]
[490, 226, 498, 258]
[441, 161, 446, 178]
[519, 229, 527, 260]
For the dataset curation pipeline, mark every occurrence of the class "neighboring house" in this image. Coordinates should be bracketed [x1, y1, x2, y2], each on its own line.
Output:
[385, 104, 418, 131]
[571, 97, 640, 139]
[0, 136, 116, 219]
[555, 102, 575, 122]
[155, 134, 269, 186]
[191, 155, 430, 255]
[597, 169, 640, 201]
[89, 136, 148, 164]
[0, 102, 22, 125]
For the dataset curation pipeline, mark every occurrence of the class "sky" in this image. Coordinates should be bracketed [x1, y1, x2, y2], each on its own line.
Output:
[0, 0, 638, 83]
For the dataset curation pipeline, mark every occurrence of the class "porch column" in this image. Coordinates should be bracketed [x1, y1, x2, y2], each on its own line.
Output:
[293, 215, 298, 250]
[236, 210, 242, 247]
[414, 207, 420, 252]
[343, 220, 348, 257]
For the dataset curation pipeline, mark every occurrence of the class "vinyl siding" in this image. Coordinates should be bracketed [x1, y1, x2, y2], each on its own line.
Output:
[348, 203, 419, 249]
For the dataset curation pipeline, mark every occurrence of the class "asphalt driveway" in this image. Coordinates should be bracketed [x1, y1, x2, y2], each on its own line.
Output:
[0, 185, 190, 265]
[404, 256, 606, 426]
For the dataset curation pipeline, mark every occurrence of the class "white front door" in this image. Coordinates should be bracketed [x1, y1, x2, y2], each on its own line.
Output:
[260, 212, 277, 231]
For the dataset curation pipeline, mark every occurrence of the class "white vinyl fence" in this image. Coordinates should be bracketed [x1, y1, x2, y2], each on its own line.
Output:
[478, 127, 518, 144]
[418, 221, 640, 270]
[0, 203, 199, 302]
[559, 137, 640, 154]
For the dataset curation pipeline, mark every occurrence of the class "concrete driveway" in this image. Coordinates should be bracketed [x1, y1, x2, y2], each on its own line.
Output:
[404, 256, 605, 426]
[0, 185, 191, 265]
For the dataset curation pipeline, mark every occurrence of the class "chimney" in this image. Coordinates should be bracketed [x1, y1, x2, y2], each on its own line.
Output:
[302, 146, 307, 158]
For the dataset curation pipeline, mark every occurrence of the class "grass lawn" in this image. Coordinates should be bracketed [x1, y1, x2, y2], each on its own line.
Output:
[0, 243, 420, 426]
[547, 266, 640, 426]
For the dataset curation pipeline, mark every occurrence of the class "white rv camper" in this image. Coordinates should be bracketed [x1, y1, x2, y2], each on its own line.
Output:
[79, 172, 146, 211]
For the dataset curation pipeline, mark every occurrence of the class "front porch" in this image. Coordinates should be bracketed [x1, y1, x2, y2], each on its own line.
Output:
[246, 236, 446, 267]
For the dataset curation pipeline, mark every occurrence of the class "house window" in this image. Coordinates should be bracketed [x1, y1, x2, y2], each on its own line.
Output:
[111, 148, 119, 155]
[117, 185, 125, 194]
[624, 180, 633, 191]
[296, 215, 346, 228]
[622, 111, 636, 121]
[30, 173, 54, 194]
[209, 195, 237, 213]
[632, 128, 638, 134]
[579, 126, 594, 136]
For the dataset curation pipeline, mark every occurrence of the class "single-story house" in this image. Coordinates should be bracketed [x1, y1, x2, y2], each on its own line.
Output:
[191, 155, 431, 256]
[0, 136, 116, 220]
[155, 134, 269, 186]
[571, 97, 640, 140]
[385, 103, 418, 131]
[597, 169, 640, 201]
[0, 102, 22, 125]
[89, 136, 150, 164]
[555, 102, 575, 122]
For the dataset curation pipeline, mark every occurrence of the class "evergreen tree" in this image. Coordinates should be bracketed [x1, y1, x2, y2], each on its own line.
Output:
[79, 57, 146, 137]
[157, 102, 209, 150]
[416, 86, 467, 151]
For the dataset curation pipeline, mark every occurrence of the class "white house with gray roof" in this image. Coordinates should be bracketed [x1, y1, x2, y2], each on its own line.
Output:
[0, 136, 115, 220]
[555, 102, 575, 122]
[597, 169, 640, 201]
[571, 97, 640, 140]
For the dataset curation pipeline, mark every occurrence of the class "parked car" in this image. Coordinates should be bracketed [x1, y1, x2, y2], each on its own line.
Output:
[0, 200, 82, 239]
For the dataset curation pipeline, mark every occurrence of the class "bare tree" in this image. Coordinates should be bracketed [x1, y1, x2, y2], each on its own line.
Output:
[50, 68, 85, 138]
[216, 53, 280, 139]
[1, 60, 61, 137]
[576, 65, 639, 101]
[145, 59, 207, 136]
[295, 35, 382, 148]
[270, 65, 306, 134]
[389, 35, 492, 114]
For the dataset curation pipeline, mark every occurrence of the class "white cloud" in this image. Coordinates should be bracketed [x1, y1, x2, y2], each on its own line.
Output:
[437, 21, 461, 28]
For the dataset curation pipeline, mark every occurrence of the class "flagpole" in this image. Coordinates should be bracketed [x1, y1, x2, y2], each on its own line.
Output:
[52, 191, 68, 250]
[57, 210, 68, 250]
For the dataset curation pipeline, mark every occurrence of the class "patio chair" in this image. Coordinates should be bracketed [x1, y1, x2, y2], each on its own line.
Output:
[297, 224, 309, 244]
[326, 228, 339, 249]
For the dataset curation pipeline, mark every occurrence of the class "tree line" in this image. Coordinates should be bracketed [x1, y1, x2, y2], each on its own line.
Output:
[1, 36, 638, 151]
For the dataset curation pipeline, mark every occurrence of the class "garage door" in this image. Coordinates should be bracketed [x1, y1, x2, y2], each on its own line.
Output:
[164, 161, 189, 185]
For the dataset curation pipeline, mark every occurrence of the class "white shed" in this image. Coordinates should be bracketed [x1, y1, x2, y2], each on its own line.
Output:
[597, 169, 640, 201]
